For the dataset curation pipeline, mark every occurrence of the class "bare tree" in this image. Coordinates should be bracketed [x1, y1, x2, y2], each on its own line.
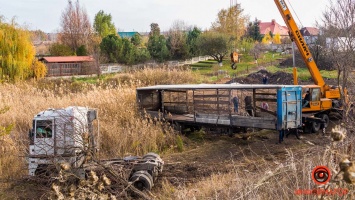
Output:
[87, 34, 102, 76]
[319, 0, 355, 122]
[59, 0, 92, 53]
[167, 20, 189, 60]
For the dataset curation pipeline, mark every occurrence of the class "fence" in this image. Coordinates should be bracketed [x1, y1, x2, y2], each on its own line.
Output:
[100, 64, 125, 74]
[131, 56, 212, 70]
[100, 56, 212, 74]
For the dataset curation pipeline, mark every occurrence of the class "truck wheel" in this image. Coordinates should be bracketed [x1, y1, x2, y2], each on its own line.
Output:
[312, 121, 321, 133]
[320, 114, 329, 129]
[129, 171, 153, 191]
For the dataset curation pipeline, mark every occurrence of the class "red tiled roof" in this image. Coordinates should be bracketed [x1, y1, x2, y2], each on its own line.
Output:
[300, 27, 319, 36]
[42, 56, 94, 63]
[259, 19, 289, 36]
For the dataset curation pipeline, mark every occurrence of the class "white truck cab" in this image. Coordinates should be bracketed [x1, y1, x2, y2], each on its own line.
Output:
[28, 106, 97, 176]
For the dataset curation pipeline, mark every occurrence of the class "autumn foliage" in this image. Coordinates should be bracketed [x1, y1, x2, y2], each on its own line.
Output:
[0, 19, 46, 81]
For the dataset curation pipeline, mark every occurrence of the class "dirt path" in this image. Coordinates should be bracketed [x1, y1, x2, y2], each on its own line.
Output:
[158, 128, 332, 188]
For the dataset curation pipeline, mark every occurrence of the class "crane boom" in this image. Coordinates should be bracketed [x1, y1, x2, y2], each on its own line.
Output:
[274, 0, 327, 94]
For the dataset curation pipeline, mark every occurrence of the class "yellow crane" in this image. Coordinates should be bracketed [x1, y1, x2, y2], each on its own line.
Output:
[274, 0, 344, 132]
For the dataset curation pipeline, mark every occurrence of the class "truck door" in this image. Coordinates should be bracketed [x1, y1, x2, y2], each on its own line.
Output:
[310, 88, 321, 110]
[277, 87, 302, 129]
[34, 120, 54, 155]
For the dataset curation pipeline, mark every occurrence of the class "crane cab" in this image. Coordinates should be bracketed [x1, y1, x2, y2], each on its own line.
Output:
[301, 85, 332, 112]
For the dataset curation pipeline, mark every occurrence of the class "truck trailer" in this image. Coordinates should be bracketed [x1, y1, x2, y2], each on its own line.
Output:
[136, 84, 309, 135]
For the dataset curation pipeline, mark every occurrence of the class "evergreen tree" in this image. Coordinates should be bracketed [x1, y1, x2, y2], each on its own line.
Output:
[147, 23, 169, 62]
[187, 26, 202, 57]
[246, 18, 263, 42]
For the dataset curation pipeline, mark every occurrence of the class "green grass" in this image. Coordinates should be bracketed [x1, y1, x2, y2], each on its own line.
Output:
[198, 60, 218, 64]
[190, 51, 337, 83]
[266, 66, 338, 81]
[191, 52, 291, 80]
[190, 62, 216, 68]
[176, 135, 184, 152]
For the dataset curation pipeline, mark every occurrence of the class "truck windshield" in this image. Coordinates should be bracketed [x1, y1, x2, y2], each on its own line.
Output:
[36, 120, 53, 138]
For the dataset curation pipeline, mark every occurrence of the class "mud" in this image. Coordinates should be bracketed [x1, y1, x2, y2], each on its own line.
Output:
[157, 129, 333, 189]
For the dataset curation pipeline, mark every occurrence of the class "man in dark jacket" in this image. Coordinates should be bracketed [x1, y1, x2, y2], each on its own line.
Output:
[262, 75, 268, 84]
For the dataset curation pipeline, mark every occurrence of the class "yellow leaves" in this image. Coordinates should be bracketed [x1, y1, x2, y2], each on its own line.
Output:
[0, 106, 13, 137]
[262, 33, 272, 44]
[273, 34, 282, 44]
[0, 20, 37, 81]
[262, 33, 282, 45]
[32, 59, 47, 80]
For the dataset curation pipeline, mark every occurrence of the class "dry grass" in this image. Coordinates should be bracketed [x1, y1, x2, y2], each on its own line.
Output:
[0, 68, 202, 185]
[159, 149, 351, 199]
[159, 126, 355, 199]
[112, 67, 205, 86]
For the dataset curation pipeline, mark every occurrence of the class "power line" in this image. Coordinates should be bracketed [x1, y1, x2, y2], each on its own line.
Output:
[286, 0, 304, 28]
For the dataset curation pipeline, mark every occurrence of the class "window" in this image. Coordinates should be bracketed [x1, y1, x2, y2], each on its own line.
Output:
[36, 120, 53, 138]
[311, 88, 320, 101]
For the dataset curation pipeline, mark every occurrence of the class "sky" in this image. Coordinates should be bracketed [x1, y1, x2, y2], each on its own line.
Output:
[0, 0, 330, 33]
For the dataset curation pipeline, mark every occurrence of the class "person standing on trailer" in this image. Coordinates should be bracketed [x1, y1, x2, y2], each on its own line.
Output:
[244, 96, 253, 116]
[262, 75, 268, 84]
[231, 96, 239, 113]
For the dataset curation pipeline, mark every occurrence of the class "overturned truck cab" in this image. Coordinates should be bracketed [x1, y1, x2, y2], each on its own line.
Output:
[28, 106, 163, 191]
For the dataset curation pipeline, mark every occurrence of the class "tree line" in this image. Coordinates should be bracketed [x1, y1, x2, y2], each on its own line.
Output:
[1, 0, 354, 82]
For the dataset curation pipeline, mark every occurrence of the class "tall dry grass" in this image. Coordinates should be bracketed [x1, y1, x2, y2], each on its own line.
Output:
[110, 67, 204, 86]
[0, 68, 202, 182]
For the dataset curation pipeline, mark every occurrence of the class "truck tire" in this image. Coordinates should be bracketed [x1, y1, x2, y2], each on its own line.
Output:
[143, 152, 164, 175]
[129, 171, 153, 191]
[312, 121, 321, 133]
[320, 114, 329, 129]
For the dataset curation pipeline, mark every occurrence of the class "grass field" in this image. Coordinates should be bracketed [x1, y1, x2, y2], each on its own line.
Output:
[190, 51, 339, 84]
[190, 52, 291, 80]
[266, 65, 338, 81]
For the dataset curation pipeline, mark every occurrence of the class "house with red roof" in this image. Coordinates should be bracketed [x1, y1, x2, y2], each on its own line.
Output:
[40, 56, 96, 77]
[259, 19, 289, 38]
[300, 27, 319, 45]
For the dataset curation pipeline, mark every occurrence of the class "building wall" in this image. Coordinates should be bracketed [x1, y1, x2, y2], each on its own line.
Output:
[46, 62, 96, 77]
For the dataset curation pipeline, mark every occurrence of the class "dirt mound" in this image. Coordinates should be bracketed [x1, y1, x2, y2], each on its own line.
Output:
[229, 70, 296, 85]
[268, 71, 294, 85]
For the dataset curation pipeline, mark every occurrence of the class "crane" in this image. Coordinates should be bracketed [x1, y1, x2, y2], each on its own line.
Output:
[274, 0, 344, 132]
